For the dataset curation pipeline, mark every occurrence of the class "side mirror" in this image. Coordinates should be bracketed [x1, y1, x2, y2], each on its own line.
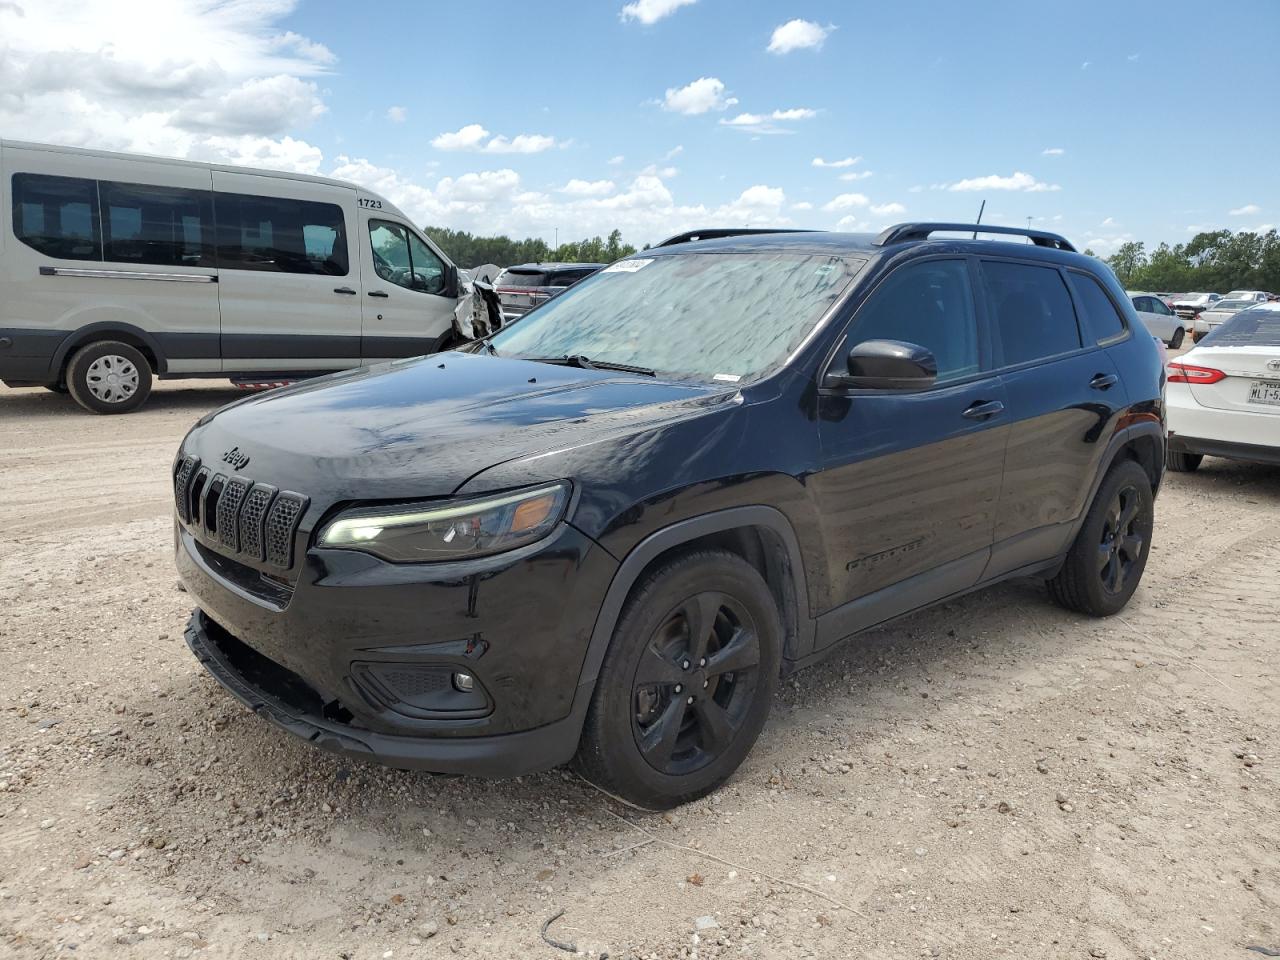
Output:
[443, 263, 460, 299]
[826, 339, 937, 390]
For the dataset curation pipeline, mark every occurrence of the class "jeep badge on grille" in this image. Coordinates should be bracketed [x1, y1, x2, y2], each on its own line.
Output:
[222, 446, 251, 470]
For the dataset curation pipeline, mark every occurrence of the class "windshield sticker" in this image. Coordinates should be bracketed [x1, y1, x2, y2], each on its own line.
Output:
[713, 373, 742, 382]
[603, 258, 654, 273]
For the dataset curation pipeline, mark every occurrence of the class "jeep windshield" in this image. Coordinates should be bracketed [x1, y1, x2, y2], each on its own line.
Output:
[488, 252, 865, 382]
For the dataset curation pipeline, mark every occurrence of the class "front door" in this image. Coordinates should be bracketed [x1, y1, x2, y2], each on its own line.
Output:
[811, 256, 1009, 649]
[212, 171, 361, 372]
[359, 217, 458, 362]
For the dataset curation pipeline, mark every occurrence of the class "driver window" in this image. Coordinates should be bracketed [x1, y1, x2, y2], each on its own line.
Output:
[408, 232, 445, 295]
[844, 258, 980, 381]
[370, 221, 412, 285]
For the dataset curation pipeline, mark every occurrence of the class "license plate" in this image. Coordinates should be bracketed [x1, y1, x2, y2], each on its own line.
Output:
[1248, 380, 1280, 406]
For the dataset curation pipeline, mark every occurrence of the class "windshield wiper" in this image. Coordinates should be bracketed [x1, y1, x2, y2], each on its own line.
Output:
[527, 355, 656, 377]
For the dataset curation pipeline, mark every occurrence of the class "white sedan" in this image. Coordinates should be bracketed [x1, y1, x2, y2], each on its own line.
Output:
[1166, 304, 1280, 471]
[1128, 292, 1187, 348]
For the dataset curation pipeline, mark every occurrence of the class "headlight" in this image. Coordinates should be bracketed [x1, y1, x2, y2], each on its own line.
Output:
[317, 482, 571, 563]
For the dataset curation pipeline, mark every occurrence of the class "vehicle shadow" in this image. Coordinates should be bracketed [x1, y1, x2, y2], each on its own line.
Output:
[0, 383, 247, 419]
[1163, 456, 1280, 503]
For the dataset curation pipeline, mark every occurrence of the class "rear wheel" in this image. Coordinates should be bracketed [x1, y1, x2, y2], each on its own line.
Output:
[1169, 327, 1185, 349]
[66, 340, 152, 414]
[1047, 459, 1154, 617]
[1166, 449, 1203, 472]
[574, 550, 781, 810]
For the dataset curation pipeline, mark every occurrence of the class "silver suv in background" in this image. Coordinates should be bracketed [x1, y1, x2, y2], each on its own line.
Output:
[495, 262, 605, 321]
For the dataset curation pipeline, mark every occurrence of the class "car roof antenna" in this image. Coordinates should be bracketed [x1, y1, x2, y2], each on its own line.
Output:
[972, 200, 985, 240]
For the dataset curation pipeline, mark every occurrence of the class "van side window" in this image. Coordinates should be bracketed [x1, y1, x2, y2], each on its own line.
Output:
[370, 221, 446, 295]
[214, 193, 349, 276]
[1067, 272, 1127, 343]
[980, 260, 1082, 366]
[11, 173, 102, 261]
[101, 181, 214, 268]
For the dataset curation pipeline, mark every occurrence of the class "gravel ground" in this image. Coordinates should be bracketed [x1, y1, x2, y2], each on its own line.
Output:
[1, 378, 1277, 960]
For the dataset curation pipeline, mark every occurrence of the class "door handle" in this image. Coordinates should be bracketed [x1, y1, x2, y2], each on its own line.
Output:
[962, 400, 1004, 421]
[1089, 372, 1118, 391]
[368, 290, 389, 298]
[333, 286, 356, 295]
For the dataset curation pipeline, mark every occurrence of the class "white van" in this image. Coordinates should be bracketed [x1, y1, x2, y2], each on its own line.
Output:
[0, 140, 491, 413]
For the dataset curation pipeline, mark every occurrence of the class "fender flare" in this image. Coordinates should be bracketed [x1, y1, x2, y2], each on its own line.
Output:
[564, 505, 813, 733]
[52, 321, 170, 376]
[1070, 420, 1166, 542]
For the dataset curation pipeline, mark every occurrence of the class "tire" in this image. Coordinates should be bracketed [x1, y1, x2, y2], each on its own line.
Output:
[65, 340, 152, 414]
[1047, 459, 1154, 617]
[574, 549, 782, 810]
[43, 383, 69, 394]
[1166, 449, 1203, 473]
[1169, 328, 1185, 349]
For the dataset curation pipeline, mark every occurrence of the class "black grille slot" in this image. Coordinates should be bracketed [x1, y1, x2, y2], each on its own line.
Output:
[382, 667, 451, 699]
[174, 456, 198, 523]
[238, 484, 277, 561]
[188, 467, 210, 527]
[265, 492, 307, 568]
[203, 474, 226, 537]
[217, 476, 252, 551]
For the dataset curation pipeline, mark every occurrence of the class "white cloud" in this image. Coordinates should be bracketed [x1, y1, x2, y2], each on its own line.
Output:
[662, 76, 736, 114]
[1042, 147, 1064, 156]
[823, 192, 870, 212]
[870, 202, 906, 216]
[640, 163, 678, 178]
[834, 215, 871, 231]
[608, 155, 625, 165]
[791, 201, 814, 211]
[719, 107, 816, 134]
[1230, 203, 1261, 216]
[1079, 232, 1134, 255]
[812, 156, 860, 168]
[386, 105, 407, 123]
[945, 171, 1061, 193]
[1101, 216, 1116, 226]
[620, 0, 696, 25]
[1081, 60, 1091, 70]
[767, 19, 834, 54]
[436, 169, 521, 203]
[1127, 52, 1140, 61]
[430, 124, 557, 154]
[560, 178, 616, 197]
[0, 0, 334, 158]
[839, 170, 873, 181]
[664, 144, 684, 159]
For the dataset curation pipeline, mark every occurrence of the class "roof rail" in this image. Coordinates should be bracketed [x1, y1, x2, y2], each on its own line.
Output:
[873, 222, 1077, 253]
[655, 227, 817, 248]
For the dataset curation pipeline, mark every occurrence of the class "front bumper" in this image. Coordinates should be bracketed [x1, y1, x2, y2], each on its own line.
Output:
[185, 610, 585, 776]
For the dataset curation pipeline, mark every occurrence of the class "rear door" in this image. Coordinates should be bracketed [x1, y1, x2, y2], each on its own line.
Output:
[811, 256, 1009, 648]
[358, 213, 458, 362]
[983, 259, 1130, 577]
[212, 171, 361, 372]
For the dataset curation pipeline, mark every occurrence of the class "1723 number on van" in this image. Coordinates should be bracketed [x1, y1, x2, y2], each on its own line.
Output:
[358, 198, 383, 209]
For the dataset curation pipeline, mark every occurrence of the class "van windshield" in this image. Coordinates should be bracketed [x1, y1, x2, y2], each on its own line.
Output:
[489, 252, 864, 381]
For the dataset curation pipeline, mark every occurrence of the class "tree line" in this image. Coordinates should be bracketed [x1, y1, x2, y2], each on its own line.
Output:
[1094, 228, 1280, 293]
[424, 226, 639, 269]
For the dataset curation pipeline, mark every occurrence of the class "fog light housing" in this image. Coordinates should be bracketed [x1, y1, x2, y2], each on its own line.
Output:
[453, 671, 475, 692]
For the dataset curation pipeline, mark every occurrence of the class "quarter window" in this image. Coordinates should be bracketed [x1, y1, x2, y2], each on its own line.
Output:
[1068, 273, 1127, 343]
[980, 260, 1082, 366]
[369, 220, 446, 295]
[846, 258, 980, 382]
[11, 173, 101, 261]
[100, 181, 213, 268]
[214, 193, 348, 275]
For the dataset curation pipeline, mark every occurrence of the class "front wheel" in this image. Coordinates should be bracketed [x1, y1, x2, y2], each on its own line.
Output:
[66, 340, 152, 414]
[1166, 449, 1203, 472]
[574, 550, 781, 810]
[1047, 459, 1154, 617]
[1169, 328, 1185, 349]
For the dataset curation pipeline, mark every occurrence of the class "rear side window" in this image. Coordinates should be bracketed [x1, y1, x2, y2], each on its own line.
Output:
[499, 270, 550, 288]
[12, 173, 101, 261]
[847, 258, 980, 381]
[214, 192, 348, 276]
[101, 181, 213, 268]
[1068, 272, 1127, 343]
[1202, 308, 1280, 346]
[981, 260, 1082, 366]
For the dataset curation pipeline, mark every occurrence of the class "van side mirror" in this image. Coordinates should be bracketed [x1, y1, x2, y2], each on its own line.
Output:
[825, 339, 937, 390]
[444, 263, 460, 299]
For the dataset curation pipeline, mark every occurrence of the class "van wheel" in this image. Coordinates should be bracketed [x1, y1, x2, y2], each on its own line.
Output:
[574, 550, 781, 810]
[66, 341, 152, 414]
[1169, 328, 1185, 349]
[1047, 459, 1153, 617]
[1166, 449, 1202, 472]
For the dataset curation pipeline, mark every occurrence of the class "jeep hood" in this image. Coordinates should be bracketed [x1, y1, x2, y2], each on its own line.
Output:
[182, 352, 732, 500]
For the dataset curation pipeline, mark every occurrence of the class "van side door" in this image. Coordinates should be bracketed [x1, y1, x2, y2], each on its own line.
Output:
[211, 171, 361, 373]
[358, 213, 458, 362]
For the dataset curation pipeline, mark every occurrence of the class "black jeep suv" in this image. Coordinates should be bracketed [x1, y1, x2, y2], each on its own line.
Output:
[174, 223, 1165, 809]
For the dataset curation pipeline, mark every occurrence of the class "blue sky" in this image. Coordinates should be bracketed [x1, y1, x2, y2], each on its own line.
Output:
[3, 0, 1278, 252]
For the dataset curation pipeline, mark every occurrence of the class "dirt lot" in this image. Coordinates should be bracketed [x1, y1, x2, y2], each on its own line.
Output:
[1, 379, 1277, 960]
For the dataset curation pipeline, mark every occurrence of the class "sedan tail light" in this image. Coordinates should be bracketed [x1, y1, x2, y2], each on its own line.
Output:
[1167, 362, 1226, 384]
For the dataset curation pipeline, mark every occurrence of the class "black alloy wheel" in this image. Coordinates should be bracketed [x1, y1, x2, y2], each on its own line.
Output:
[1097, 483, 1146, 596]
[631, 591, 761, 776]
